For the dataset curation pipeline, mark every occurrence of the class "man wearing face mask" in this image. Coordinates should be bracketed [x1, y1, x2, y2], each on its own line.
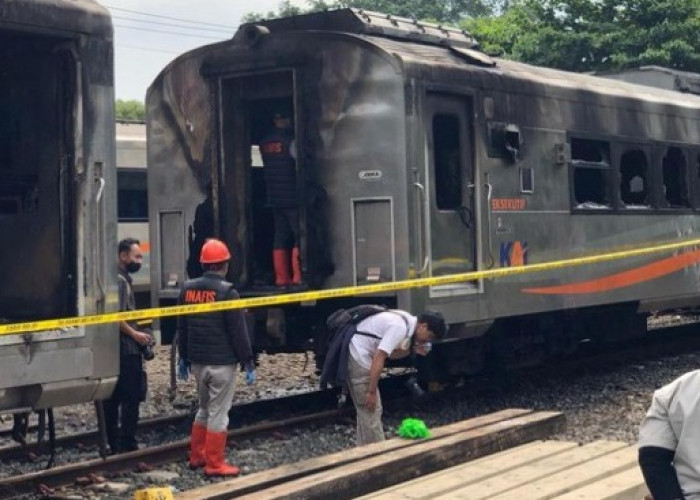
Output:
[103, 238, 153, 454]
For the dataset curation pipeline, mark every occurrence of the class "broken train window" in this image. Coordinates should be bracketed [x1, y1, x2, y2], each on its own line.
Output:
[661, 147, 691, 209]
[619, 149, 650, 208]
[571, 138, 611, 209]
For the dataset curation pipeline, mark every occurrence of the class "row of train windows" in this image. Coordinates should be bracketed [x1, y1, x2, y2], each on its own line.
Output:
[571, 138, 700, 211]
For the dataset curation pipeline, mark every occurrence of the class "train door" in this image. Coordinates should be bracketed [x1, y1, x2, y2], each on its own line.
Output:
[220, 71, 301, 289]
[0, 33, 78, 322]
[423, 93, 477, 297]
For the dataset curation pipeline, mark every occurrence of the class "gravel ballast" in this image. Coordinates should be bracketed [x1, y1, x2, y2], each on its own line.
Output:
[3, 339, 699, 498]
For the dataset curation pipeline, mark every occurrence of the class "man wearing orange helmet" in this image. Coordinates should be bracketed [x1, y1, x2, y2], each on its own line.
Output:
[176, 238, 256, 477]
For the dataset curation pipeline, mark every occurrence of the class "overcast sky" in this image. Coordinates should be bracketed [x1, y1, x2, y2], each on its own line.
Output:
[106, 0, 307, 101]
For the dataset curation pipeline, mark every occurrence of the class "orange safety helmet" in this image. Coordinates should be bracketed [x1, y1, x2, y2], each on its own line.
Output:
[200, 239, 231, 264]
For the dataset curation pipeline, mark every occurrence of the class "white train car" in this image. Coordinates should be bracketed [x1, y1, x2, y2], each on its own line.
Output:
[116, 120, 150, 307]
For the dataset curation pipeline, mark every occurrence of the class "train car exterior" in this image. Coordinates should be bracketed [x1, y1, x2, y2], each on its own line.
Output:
[147, 9, 700, 379]
[600, 65, 700, 96]
[116, 120, 150, 307]
[0, 0, 118, 411]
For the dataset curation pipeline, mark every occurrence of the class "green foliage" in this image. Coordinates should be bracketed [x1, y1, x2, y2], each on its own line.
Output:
[462, 5, 535, 56]
[242, 0, 309, 22]
[468, 0, 700, 73]
[115, 99, 145, 121]
[242, 0, 700, 73]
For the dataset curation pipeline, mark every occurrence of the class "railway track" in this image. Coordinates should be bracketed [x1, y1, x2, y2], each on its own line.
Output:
[0, 376, 412, 499]
[0, 318, 698, 498]
[0, 408, 346, 499]
[0, 389, 340, 463]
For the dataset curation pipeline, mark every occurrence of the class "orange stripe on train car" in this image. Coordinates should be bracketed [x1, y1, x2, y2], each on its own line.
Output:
[523, 248, 700, 295]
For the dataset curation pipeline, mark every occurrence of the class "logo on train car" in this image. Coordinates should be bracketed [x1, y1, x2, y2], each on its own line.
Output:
[500, 241, 528, 267]
[492, 198, 526, 211]
[358, 170, 383, 180]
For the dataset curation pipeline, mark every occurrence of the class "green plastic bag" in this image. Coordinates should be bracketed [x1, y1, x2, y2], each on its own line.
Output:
[397, 418, 431, 439]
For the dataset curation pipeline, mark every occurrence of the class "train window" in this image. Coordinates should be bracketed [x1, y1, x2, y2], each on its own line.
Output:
[432, 113, 462, 210]
[117, 169, 148, 221]
[488, 121, 521, 161]
[571, 138, 609, 164]
[662, 147, 691, 208]
[619, 150, 650, 208]
[520, 167, 534, 194]
[570, 138, 611, 209]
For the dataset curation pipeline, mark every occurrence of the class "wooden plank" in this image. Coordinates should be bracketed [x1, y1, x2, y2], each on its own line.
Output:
[365, 440, 626, 500]
[177, 408, 534, 500]
[359, 441, 579, 499]
[553, 466, 648, 500]
[236, 411, 565, 500]
[432, 440, 629, 499]
[465, 444, 639, 500]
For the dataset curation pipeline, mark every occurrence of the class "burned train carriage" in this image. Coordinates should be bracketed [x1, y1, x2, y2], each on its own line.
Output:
[0, 0, 118, 411]
[148, 9, 700, 381]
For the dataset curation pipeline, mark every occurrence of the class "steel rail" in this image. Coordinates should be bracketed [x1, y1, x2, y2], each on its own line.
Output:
[0, 408, 348, 498]
[0, 388, 341, 462]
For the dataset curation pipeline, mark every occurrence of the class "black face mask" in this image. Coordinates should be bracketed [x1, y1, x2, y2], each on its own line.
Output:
[126, 262, 141, 274]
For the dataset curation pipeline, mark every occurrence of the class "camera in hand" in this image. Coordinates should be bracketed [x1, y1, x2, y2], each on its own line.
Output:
[141, 343, 155, 361]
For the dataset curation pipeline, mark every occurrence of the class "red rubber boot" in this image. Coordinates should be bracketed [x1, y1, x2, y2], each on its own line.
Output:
[203, 431, 240, 477]
[273, 249, 291, 286]
[188, 422, 207, 469]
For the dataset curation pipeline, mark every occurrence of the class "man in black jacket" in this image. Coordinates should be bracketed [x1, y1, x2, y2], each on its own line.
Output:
[177, 238, 256, 476]
[104, 238, 152, 454]
[259, 110, 302, 287]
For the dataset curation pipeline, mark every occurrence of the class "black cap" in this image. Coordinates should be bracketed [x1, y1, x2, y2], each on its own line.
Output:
[418, 310, 447, 339]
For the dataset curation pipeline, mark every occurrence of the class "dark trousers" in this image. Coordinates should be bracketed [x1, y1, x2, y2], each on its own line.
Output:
[103, 353, 143, 453]
[273, 208, 300, 249]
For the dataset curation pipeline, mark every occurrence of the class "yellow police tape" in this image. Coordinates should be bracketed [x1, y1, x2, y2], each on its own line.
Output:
[1, 237, 700, 337]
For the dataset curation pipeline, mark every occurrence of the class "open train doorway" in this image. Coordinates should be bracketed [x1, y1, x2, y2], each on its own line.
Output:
[220, 71, 303, 291]
[0, 32, 77, 324]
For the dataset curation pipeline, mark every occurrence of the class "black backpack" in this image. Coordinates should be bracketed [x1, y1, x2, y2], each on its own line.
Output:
[318, 305, 385, 357]
[326, 304, 387, 335]
[317, 305, 387, 388]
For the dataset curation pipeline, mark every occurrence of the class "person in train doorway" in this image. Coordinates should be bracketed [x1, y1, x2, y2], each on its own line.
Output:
[347, 310, 447, 446]
[103, 238, 153, 454]
[638, 369, 700, 500]
[176, 238, 256, 476]
[259, 109, 303, 288]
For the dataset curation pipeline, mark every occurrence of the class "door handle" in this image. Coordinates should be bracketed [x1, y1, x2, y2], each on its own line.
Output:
[484, 176, 495, 269]
[413, 182, 430, 276]
[95, 177, 105, 203]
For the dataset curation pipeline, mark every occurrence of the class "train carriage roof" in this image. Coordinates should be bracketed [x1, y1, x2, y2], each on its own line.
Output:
[152, 8, 700, 114]
[366, 35, 700, 109]
[236, 8, 700, 112]
[0, 0, 112, 37]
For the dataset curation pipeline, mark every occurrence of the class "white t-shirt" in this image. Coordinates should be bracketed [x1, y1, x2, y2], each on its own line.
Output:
[348, 310, 417, 370]
[638, 369, 700, 500]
